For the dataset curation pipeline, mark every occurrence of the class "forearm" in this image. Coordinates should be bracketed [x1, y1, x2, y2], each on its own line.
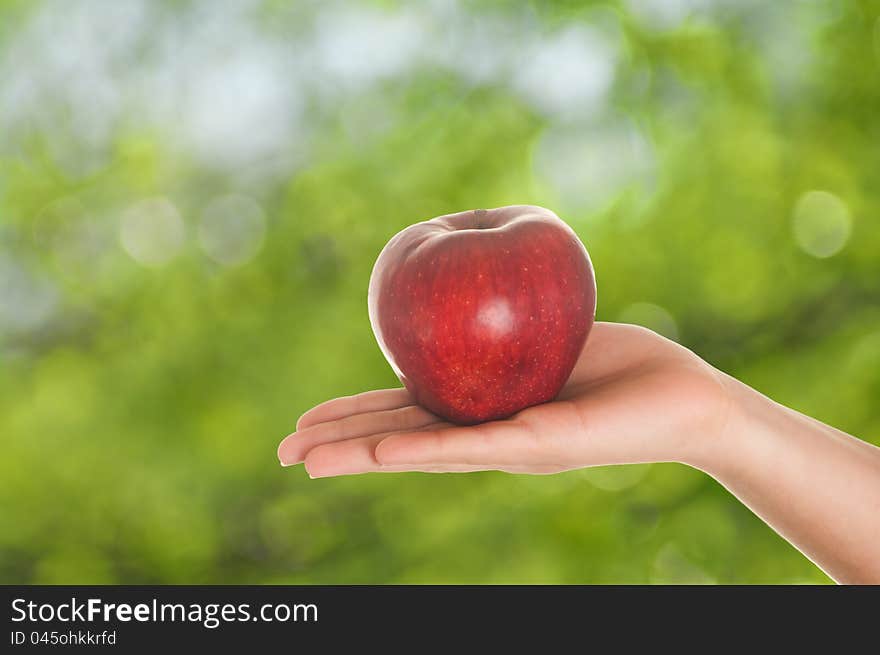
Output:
[690, 374, 880, 584]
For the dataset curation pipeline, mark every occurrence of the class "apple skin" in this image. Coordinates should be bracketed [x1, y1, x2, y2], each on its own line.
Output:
[368, 205, 597, 425]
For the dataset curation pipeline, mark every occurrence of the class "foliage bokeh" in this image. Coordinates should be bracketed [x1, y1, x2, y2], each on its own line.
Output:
[1, 0, 879, 584]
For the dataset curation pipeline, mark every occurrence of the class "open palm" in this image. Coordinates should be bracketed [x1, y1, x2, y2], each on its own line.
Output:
[278, 322, 733, 477]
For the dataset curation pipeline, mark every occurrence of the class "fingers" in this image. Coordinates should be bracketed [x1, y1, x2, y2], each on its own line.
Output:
[373, 416, 563, 468]
[304, 434, 386, 478]
[296, 388, 413, 431]
[303, 429, 567, 478]
[302, 429, 483, 478]
[278, 404, 444, 466]
[284, 391, 585, 478]
[292, 405, 578, 477]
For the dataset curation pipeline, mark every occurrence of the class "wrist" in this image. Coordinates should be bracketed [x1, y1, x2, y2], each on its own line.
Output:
[680, 369, 773, 477]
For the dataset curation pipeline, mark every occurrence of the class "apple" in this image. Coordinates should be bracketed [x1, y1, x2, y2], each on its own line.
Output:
[368, 205, 597, 425]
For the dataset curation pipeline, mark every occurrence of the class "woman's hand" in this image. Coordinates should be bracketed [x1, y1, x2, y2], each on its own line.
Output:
[278, 321, 880, 583]
[277, 322, 733, 477]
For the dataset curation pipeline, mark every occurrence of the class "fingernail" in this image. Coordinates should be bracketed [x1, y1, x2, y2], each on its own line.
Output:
[304, 463, 337, 479]
[279, 453, 304, 467]
[278, 441, 296, 467]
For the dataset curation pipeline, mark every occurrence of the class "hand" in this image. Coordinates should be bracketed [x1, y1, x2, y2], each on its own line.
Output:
[277, 322, 733, 477]
[278, 320, 880, 582]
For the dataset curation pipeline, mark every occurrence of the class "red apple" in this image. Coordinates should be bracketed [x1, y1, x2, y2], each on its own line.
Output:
[368, 205, 597, 425]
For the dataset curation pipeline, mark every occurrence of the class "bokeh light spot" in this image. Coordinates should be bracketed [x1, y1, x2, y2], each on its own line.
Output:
[791, 190, 851, 258]
[32, 196, 89, 247]
[533, 120, 655, 213]
[580, 464, 652, 492]
[313, 5, 424, 91]
[119, 197, 185, 267]
[198, 194, 266, 267]
[849, 329, 880, 365]
[33, 197, 111, 281]
[513, 24, 617, 119]
[651, 543, 716, 584]
[617, 302, 679, 341]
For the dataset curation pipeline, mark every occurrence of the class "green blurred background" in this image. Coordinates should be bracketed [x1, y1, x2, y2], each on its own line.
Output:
[1, 0, 879, 584]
